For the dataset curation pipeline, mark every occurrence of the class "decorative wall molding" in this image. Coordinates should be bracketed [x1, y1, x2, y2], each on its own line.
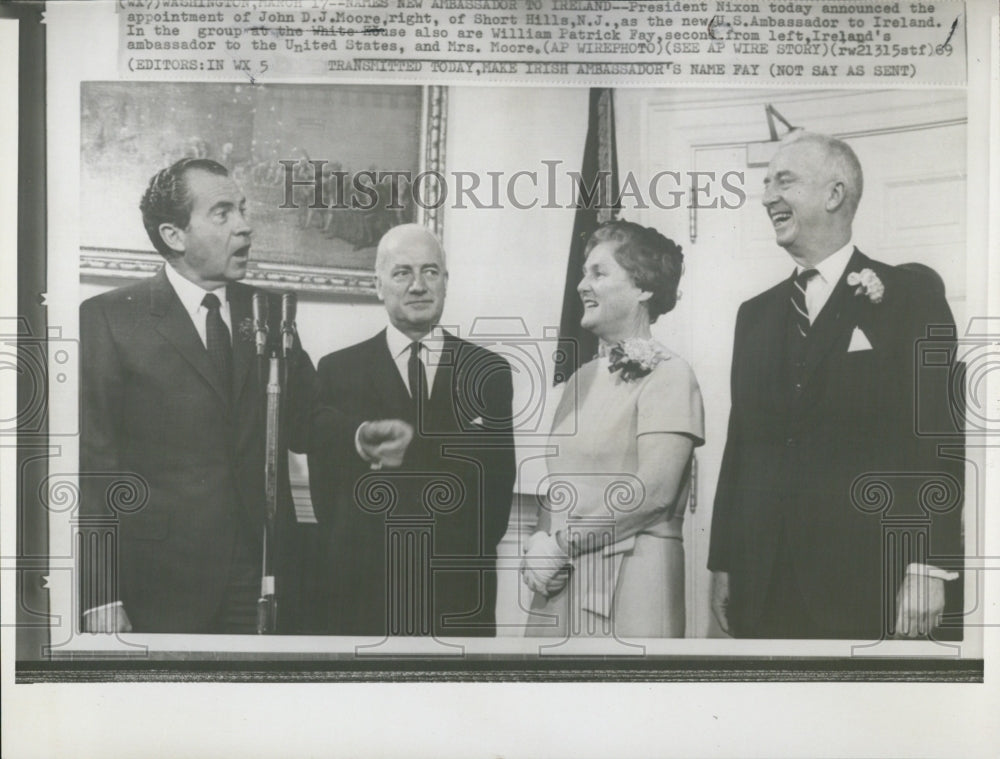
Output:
[79, 247, 379, 296]
[419, 85, 448, 239]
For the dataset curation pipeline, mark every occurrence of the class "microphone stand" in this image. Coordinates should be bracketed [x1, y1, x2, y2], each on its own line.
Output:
[257, 355, 280, 635]
[253, 291, 298, 635]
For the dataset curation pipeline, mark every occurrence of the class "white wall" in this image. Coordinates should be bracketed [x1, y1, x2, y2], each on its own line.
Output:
[442, 87, 588, 339]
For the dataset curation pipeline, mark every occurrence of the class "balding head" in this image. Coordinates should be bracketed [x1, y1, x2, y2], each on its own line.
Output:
[781, 131, 864, 217]
[375, 224, 448, 340]
[376, 223, 446, 276]
[763, 131, 863, 265]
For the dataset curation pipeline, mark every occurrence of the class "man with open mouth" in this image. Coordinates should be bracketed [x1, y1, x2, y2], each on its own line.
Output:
[79, 157, 317, 634]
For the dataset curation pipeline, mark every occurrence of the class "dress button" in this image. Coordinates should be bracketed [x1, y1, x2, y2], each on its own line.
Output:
[786, 437, 796, 447]
[794, 382, 803, 392]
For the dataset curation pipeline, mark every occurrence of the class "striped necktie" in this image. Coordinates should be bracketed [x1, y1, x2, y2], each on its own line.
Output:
[791, 269, 819, 339]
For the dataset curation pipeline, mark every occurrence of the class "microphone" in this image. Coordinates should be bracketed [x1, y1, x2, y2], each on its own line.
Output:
[252, 292, 269, 357]
[281, 292, 297, 358]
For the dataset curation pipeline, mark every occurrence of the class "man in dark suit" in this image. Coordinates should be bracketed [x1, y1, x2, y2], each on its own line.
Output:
[308, 224, 516, 637]
[80, 158, 315, 634]
[709, 132, 963, 639]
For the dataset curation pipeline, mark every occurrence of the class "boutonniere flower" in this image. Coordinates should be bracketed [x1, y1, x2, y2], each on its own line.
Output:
[607, 338, 668, 382]
[238, 317, 256, 343]
[846, 269, 884, 304]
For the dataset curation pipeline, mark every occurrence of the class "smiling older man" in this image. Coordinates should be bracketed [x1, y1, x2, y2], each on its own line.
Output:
[307, 224, 516, 637]
[708, 132, 963, 639]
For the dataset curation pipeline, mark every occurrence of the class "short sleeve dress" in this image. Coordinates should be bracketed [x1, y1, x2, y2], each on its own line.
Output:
[526, 343, 704, 638]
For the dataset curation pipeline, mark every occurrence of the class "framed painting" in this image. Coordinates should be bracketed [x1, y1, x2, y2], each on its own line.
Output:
[79, 82, 447, 296]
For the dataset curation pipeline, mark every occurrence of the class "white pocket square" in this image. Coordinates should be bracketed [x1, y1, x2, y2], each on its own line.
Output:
[469, 416, 485, 427]
[847, 327, 873, 352]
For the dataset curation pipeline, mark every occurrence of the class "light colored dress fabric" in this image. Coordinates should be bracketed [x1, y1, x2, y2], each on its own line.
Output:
[525, 346, 704, 638]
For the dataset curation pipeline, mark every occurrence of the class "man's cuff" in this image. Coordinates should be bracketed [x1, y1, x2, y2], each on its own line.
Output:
[354, 423, 382, 470]
[83, 600, 123, 618]
[906, 563, 959, 581]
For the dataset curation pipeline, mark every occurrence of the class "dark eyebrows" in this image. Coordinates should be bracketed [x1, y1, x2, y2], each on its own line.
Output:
[208, 194, 247, 214]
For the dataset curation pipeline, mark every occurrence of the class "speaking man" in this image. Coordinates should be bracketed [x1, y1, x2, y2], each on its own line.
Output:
[708, 132, 963, 639]
[80, 158, 315, 634]
[308, 224, 516, 636]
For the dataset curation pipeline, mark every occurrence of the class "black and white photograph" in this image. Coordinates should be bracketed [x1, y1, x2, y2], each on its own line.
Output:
[3, 0, 998, 757]
[69, 81, 974, 649]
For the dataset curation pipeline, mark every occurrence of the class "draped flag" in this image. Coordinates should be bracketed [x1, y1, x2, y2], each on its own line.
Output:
[554, 88, 620, 385]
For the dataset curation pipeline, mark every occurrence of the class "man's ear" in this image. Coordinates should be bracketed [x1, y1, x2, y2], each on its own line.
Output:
[374, 274, 385, 302]
[826, 180, 847, 212]
[158, 223, 186, 256]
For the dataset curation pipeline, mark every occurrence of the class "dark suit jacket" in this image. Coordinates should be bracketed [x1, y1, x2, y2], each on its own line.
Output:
[708, 250, 963, 638]
[79, 268, 315, 633]
[308, 329, 516, 636]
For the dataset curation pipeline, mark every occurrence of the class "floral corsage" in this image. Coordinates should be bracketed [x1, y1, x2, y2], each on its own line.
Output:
[606, 338, 668, 382]
[238, 317, 257, 343]
[846, 268, 884, 304]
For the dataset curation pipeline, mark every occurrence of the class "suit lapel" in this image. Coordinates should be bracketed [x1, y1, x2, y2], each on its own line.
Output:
[801, 248, 867, 386]
[428, 332, 460, 430]
[431, 332, 458, 401]
[369, 329, 412, 418]
[149, 269, 230, 407]
[749, 283, 793, 413]
[362, 329, 462, 428]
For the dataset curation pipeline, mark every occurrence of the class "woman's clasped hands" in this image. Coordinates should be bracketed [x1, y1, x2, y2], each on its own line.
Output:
[520, 531, 572, 598]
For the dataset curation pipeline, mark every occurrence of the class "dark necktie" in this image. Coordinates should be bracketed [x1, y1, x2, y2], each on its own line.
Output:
[408, 341, 428, 418]
[791, 269, 819, 339]
[202, 292, 233, 391]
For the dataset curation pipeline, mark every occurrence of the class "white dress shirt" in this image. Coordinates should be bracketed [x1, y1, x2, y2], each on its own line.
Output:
[164, 263, 231, 346]
[796, 241, 854, 323]
[383, 322, 444, 395]
[354, 324, 446, 466]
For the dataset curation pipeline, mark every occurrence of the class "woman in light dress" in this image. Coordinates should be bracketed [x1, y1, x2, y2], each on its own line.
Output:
[521, 221, 704, 638]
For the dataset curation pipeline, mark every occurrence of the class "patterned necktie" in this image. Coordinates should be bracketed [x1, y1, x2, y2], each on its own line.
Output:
[408, 341, 428, 418]
[202, 292, 233, 391]
[791, 269, 819, 339]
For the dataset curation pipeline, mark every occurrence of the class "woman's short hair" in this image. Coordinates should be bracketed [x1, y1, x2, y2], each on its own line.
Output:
[584, 220, 684, 321]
